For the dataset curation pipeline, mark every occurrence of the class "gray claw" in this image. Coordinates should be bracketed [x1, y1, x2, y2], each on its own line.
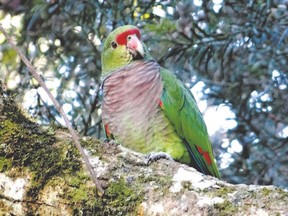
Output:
[145, 152, 174, 165]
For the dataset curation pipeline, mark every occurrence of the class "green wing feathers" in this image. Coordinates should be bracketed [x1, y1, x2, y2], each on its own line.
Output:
[160, 68, 220, 178]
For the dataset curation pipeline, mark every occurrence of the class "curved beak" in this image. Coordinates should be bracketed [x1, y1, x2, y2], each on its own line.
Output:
[127, 34, 144, 59]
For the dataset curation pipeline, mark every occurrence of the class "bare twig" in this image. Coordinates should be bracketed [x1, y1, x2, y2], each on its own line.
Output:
[0, 24, 104, 196]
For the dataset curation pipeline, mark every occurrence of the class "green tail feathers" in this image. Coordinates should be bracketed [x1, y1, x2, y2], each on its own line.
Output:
[160, 68, 220, 178]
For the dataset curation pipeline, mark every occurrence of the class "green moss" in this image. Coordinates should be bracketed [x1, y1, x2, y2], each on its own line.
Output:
[0, 157, 12, 172]
[274, 187, 288, 198]
[80, 137, 102, 157]
[100, 177, 143, 215]
[64, 172, 99, 212]
[261, 187, 273, 197]
[81, 137, 100, 149]
[214, 200, 237, 216]
[260, 187, 288, 201]
[61, 176, 143, 216]
[0, 96, 82, 198]
[209, 186, 236, 198]
[181, 180, 193, 190]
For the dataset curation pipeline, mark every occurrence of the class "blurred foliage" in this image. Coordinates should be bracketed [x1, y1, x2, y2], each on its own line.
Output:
[0, 0, 287, 188]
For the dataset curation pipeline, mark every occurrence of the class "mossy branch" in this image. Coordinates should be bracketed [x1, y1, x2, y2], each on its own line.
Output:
[0, 90, 288, 215]
[0, 24, 104, 196]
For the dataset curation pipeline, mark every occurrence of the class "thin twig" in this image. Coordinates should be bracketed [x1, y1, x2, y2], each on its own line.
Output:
[0, 24, 104, 196]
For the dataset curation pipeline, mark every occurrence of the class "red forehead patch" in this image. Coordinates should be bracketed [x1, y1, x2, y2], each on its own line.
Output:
[116, 29, 141, 45]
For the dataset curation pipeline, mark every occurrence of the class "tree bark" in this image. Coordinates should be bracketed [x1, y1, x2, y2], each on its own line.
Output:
[0, 83, 287, 216]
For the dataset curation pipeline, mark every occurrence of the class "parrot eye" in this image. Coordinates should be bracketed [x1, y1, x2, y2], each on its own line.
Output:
[111, 41, 118, 49]
[127, 35, 132, 41]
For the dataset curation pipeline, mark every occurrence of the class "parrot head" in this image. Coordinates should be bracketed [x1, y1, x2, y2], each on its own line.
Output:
[101, 25, 151, 75]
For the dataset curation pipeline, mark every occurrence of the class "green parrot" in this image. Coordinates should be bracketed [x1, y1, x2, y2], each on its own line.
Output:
[101, 25, 220, 178]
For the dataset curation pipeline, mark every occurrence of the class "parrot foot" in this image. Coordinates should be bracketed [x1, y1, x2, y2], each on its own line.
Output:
[103, 138, 118, 145]
[145, 152, 174, 165]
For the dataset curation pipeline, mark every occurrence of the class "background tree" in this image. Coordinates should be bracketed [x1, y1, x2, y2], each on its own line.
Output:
[1, 0, 287, 188]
